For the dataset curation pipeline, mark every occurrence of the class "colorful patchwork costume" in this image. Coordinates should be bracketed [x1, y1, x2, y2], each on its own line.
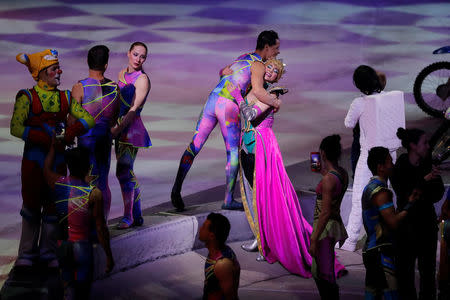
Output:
[77, 77, 120, 219]
[11, 49, 94, 266]
[116, 69, 151, 226]
[361, 176, 398, 300]
[172, 53, 262, 209]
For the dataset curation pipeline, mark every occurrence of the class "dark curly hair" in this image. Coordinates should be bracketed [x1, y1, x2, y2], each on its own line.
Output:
[207, 213, 231, 246]
[353, 65, 382, 95]
[396, 127, 425, 151]
[367, 146, 390, 175]
[65, 147, 90, 179]
[256, 30, 279, 50]
[319, 134, 342, 162]
[87, 45, 109, 71]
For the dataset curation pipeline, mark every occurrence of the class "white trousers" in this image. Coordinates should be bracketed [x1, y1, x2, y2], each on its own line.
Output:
[344, 149, 396, 247]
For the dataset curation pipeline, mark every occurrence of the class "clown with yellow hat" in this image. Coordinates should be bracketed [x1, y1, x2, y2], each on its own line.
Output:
[9, 49, 94, 271]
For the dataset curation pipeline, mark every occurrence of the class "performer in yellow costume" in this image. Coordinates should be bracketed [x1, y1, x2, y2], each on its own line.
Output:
[10, 49, 94, 271]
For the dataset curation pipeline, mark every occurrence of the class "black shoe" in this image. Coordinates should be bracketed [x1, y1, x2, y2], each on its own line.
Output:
[8, 265, 35, 285]
[132, 216, 144, 227]
[171, 191, 185, 212]
[221, 200, 244, 211]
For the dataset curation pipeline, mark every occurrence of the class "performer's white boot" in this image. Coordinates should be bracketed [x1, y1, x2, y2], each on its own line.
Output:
[256, 254, 266, 262]
[241, 238, 258, 252]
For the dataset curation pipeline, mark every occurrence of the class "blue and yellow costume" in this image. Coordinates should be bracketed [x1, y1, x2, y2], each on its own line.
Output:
[172, 52, 262, 209]
[11, 49, 94, 266]
[361, 176, 398, 300]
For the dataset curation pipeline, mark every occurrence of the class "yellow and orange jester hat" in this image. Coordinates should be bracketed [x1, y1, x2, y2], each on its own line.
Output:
[16, 49, 59, 81]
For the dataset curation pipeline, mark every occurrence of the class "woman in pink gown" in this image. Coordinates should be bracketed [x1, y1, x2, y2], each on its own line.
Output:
[227, 59, 346, 277]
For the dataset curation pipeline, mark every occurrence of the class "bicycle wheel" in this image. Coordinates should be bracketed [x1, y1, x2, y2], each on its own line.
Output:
[413, 61, 450, 118]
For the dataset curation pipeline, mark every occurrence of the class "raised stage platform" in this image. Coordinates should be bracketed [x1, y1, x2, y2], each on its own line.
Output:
[0, 0, 449, 297]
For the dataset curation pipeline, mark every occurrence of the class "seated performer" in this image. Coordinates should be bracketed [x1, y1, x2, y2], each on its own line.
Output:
[227, 59, 346, 278]
[199, 213, 240, 300]
[10, 49, 94, 273]
[342, 65, 405, 252]
[362, 147, 418, 299]
[171, 30, 282, 211]
[43, 140, 114, 299]
[71, 45, 120, 220]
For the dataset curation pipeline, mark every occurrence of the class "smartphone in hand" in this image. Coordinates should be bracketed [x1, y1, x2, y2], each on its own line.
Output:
[310, 152, 321, 172]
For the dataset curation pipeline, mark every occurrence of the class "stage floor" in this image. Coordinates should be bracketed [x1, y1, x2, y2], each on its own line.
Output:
[0, 0, 448, 283]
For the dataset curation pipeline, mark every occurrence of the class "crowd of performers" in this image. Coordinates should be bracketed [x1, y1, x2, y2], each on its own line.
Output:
[5, 29, 450, 300]
[9, 42, 150, 299]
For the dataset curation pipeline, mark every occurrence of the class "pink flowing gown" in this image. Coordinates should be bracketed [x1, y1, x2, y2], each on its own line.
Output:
[235, 89, 346, 277]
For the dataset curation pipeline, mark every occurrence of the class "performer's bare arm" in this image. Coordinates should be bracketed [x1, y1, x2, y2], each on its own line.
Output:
[250, 61, 280, 108]
[376, 189, 419, 230]
[112, 72, 150, 137]
[91, 187, 114, 273]
[441, 198, 450, 221]
[309, 173, 336, 257]
[43, 138, 64, 189]
[220, 64, 233, 77]
[71, 82, 84, 103]
[215, 258, 238, 300]
[68, 82, 84, 126]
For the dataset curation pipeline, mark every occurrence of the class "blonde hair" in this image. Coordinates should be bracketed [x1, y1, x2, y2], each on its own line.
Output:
[265, 58, 285, 82]
[246, 58, 286, 105]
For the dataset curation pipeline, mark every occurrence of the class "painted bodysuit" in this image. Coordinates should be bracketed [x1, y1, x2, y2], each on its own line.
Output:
[53, 176, 94, 287]
[77, 77, 120, 220]
[10, 84, 94, 266]
[172, 53, 262, 205]
[361, 176, 398, 299]
[230, 87, 346, 278]
[116, 69, 151, 225]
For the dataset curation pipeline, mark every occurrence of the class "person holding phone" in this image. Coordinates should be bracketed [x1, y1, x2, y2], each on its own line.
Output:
[309, 135, 349, 299]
